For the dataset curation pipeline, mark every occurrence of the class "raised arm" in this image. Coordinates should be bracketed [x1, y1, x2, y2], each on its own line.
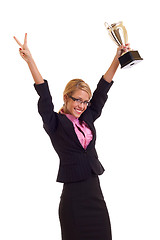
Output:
[14, 33, 58, 135]
[103, 44, 130, 83]
[86, 44, 131, 122]
[13, 33, 44, 85]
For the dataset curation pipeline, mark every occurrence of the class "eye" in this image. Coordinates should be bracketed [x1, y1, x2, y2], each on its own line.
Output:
[84, 101, 89, 104]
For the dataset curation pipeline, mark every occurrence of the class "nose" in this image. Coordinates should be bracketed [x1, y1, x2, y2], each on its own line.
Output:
[78, 101, 83, 106]
[77, 101, 86, 108]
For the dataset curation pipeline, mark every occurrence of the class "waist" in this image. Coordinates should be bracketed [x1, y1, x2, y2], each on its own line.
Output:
[60, 174, 104, 200]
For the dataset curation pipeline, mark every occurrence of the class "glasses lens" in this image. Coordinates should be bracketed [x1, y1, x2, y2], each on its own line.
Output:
[70, 96, 90, 106]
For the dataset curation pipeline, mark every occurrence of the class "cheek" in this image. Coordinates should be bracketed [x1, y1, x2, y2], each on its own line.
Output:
[67, 100, 76, 110]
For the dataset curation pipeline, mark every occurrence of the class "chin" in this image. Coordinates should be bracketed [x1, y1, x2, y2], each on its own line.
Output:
[73, 113, 82, 118]
[73, 109, 84, 118]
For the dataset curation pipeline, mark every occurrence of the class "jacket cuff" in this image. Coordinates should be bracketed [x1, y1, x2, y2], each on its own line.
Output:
[96, 76, 114, 94]
[34, 80, 51, 97]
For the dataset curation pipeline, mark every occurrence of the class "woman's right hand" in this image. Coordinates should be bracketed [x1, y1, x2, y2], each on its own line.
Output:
[13, 33, 33, 63]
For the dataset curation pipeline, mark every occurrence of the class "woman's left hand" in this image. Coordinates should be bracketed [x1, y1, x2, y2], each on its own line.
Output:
[116, 43, 131, 58]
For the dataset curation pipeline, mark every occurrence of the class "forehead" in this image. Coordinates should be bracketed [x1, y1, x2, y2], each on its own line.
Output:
[72, 89, 90, 100]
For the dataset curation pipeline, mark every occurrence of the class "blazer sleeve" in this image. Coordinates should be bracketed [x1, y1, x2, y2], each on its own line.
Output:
[34, 80, 58, 134]
[89, 76, 114, 122]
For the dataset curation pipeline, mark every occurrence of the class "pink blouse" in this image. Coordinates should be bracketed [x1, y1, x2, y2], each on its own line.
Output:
[60, 111, 93, 149]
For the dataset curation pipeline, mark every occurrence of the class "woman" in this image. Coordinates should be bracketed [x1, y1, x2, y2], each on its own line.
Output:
[14, 33, 130, 240]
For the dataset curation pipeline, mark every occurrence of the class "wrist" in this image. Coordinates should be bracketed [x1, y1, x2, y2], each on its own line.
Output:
[27, 56, 35, 65]
[113, 55, 120, 67]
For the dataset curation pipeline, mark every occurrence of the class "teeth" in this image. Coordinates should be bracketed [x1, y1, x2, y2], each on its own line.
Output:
[75, 109, 82, 113]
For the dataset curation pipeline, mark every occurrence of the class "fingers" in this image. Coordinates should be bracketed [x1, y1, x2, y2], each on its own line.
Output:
[123, 45, 127, 52]
[118, 45, 126, 54]
[19, 49, 28, 57]
[13, 36, 23, 48]
[125, 43, 131, 51]
[24, 33, 27, 45]
[19, 48, 32, 62]
[19, 48, 25, 58]
[13, 33, 28, 49]
[116, 43, 131, 58]
[120, 43, 131, 53]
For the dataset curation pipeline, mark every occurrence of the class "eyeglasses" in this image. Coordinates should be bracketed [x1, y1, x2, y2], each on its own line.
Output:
[69, 96, 91, 107]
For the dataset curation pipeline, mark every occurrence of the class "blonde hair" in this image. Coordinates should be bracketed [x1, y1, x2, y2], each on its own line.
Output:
[59, 79, 92, 113]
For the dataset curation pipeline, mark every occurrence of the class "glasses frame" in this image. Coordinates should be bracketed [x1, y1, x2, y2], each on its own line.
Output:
[69, 95, 91, 107]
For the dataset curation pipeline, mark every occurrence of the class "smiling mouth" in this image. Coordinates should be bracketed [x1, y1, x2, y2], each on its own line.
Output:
[74, 108, 83, 114]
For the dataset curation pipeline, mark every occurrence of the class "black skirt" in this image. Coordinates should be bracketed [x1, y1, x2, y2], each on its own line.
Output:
[58, 174, 112, 240]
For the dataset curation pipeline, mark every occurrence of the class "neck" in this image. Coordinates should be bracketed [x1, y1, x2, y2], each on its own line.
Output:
[62, 106, 70, 114]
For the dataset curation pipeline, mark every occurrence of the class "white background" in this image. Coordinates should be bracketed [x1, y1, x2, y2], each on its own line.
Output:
[0, 0, 160, 239]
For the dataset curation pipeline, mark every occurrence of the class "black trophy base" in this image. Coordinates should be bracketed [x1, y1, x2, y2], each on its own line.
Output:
[118, 50, 143, 69]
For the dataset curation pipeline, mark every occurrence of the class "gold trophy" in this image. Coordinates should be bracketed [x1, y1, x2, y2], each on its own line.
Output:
[104, 21, 143, 68]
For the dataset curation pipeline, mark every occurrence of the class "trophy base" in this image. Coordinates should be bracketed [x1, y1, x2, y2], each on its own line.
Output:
[118, 50, 143, 69]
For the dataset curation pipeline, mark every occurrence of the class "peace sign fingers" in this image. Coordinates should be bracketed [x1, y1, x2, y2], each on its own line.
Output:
[13, 33, 29, 50]
[13, 33, 32, 63]
[24, 33, 27, 46]
[13, 36, 23, 48]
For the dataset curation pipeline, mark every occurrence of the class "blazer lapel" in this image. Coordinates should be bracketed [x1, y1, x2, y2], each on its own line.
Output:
[58, 112, 96, 150]
[80, 113, 96, 138]
[58, 113, 84, 148]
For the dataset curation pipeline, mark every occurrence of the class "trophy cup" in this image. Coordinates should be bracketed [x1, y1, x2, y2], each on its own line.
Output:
[104, 21, 143, 68]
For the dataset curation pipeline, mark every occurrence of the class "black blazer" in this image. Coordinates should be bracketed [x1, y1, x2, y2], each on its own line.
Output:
[34, 76, 113, 183]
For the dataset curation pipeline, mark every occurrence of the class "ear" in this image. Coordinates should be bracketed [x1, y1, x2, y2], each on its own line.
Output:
[63, 94, 68, 103]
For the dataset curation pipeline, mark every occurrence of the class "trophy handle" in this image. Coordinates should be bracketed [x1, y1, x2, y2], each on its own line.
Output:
[105, 21, 128, 46]
[118, 22, 128, 45]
